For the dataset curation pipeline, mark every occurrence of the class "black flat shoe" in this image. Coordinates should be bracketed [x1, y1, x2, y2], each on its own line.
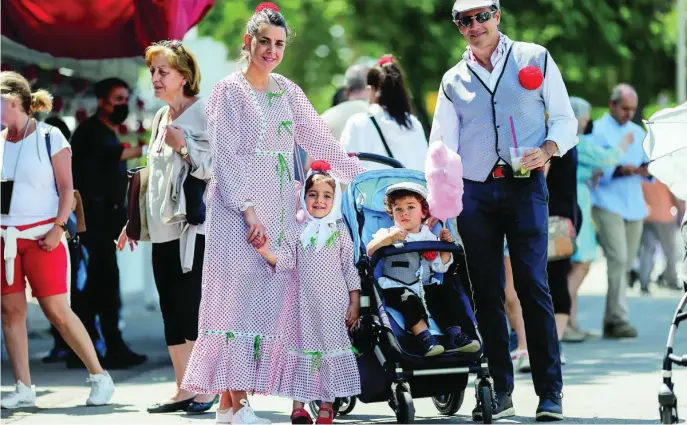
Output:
[186, 395, 219, 414]
[147, 397, 195, 413]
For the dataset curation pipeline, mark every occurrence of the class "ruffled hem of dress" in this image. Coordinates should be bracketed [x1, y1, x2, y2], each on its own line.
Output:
[181, 330, 285, 394]
[274, 349, 361, 403]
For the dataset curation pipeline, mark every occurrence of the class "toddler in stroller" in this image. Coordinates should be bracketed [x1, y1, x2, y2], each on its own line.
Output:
[366, 182, 480, 357]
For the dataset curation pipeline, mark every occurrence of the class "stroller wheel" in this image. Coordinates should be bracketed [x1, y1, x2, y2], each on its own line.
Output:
[394, 387, 415, 424]
[479, 385, 494, 424]
[660, 405, 678, 424]
[432, 391, 465, 416]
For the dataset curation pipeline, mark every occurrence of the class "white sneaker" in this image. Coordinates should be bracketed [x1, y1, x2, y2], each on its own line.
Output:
[217, 407, 233, 424]
[86, 371, 115, 406]
[516, 350, 531, 373]
[231, 399, 271, 424]
[1, 381, 36, 409]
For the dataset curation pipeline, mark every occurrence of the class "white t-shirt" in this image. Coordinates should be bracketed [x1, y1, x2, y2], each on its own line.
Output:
[1, 122, 71, 226]
[340, 104, 429, 171]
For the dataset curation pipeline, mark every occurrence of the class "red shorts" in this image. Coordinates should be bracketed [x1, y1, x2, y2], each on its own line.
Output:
[1, 218, 69, 298]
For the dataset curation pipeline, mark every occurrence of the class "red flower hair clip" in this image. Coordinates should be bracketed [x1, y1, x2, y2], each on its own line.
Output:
[256, 2, 279, 13]
[310, 160, 332, 174]
[377, 54, 394, 67]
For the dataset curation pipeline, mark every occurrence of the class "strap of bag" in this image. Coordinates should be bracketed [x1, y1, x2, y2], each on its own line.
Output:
[368, 114, 394, 159]
[43, 125, 60, 195]
[294, 145, 306, 185]
[149, 106, 169, 155]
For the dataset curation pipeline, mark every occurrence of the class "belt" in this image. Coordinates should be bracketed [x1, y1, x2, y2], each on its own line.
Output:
[489, 165, 544, 180]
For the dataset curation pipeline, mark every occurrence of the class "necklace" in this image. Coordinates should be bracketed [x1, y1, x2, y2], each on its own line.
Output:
[5, 118, 31, 142]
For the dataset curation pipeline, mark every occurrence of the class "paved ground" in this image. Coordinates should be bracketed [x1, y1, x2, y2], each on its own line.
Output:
[2, 259, 686, 424]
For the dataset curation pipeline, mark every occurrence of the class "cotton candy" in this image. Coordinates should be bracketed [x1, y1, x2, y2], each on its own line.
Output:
[424, 140, 464, 221]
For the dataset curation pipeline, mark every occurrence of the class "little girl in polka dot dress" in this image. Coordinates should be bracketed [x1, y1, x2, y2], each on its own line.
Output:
[256, 160, 361, 424]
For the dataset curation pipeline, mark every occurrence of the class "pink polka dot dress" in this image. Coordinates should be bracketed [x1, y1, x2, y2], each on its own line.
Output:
[274, 221, 361, 402]
[181, 71, 365, 395]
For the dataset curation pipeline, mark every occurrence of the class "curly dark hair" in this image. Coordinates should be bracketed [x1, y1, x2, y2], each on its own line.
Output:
[384, 189, 430, 218]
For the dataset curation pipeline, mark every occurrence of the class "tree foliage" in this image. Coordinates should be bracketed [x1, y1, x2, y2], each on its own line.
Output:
[199, 0, 681, 129]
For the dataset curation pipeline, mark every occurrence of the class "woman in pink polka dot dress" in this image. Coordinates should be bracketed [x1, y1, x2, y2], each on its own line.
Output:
[180, 3, 364, 424]
[255, 161, 361, 424]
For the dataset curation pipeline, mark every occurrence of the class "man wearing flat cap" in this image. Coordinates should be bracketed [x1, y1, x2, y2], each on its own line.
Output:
[429, 0, 578, 421]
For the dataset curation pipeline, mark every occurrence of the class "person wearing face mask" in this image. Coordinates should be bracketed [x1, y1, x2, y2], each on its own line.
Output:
[69, 77, 147, 370]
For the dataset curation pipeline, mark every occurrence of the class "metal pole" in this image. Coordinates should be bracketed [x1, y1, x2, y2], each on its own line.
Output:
[678, 0, 686, 103]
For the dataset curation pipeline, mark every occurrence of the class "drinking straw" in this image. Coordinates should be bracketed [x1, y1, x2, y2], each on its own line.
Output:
[509, 115, 518, 148]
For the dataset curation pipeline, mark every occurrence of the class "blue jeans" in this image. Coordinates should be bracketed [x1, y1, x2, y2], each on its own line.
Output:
[456, 172, 562, 396]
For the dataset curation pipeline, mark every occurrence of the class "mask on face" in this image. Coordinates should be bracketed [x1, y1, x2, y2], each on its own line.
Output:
[109, 104, 129, 125]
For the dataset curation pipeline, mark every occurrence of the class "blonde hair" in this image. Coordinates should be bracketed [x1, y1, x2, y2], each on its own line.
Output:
[145, 41, 201, 96]
[0, 71, 53, 115]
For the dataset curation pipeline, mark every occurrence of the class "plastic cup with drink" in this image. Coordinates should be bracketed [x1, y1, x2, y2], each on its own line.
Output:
[509, 116, 531, 178]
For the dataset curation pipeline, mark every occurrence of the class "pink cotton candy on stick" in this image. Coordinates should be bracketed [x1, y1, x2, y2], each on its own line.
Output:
[424, 141, 464, 221]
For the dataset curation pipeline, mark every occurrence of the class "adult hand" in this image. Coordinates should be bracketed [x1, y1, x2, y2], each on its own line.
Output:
[243, 206, 267, 247]
[620, 164, 638, 176]
[164, 125, 187, 152]
[425, 216, 440, 229]
[521, 141, 557, 170]
[116, 227, 138, 252]
[37, 226, 63, 252]
[345, 300, 360, 330]
[634, 164, 651, 178]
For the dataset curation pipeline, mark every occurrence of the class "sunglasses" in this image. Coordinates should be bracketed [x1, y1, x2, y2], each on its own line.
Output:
[455, 11, 497, 28]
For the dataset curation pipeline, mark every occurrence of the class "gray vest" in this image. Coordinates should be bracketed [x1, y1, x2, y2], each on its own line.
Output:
[441, 42, 549, 182]
[382, 252, 422, 286]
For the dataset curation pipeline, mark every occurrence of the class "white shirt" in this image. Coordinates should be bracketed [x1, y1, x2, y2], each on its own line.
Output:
[429, 33, 578, 158]
[1, 122, 71, 226]
[340, 104, 429, 171]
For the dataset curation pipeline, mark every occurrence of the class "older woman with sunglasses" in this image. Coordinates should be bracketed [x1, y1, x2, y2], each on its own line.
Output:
[430, 0, 577, 421]
[116, 40, 216, 414]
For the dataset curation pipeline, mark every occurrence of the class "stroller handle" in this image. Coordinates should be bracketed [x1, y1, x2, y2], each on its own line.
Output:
[370, 241, 465, 268]
[349, 152, 405, 169]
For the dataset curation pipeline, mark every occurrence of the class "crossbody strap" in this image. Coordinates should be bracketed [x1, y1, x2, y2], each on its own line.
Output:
[368, 114, 394, 159]
[43, 125, 60, 195]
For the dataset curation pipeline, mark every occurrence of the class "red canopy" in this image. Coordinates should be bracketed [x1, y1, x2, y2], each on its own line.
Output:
[1, 0, 214, 60]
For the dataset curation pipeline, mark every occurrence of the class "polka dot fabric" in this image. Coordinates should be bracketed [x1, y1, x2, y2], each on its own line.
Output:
[275, 221, 361, 403]
[181, 71, 365, 395]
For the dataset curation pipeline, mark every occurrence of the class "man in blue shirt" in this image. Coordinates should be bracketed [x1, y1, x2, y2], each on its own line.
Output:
[591, 83, 649, 339]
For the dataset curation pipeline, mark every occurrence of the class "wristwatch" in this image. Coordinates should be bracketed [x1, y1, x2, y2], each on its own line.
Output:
[179, 145, 189, 159]
[55, 221, 68, 233]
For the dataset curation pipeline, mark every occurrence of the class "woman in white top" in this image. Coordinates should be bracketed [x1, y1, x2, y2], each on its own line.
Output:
[0, 71, 114, 409]
[116, 41, 215, 414]
[340, 55, 428, 170]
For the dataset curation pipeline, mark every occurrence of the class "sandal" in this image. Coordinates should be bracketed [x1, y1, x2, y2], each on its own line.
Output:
[316, 407, 335, 424]
[291, 407, 313, 424]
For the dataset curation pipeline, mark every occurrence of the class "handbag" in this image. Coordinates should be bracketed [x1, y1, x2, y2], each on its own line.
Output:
[125, 166, 150, 240]
[547, 216, 576, 261]
[44, 127, 83, 241]
[183, 171, 206, 225]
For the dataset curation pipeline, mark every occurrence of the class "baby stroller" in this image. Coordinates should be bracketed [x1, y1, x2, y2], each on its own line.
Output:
[309, 153, 495, 424]
[658, 282, 687, 424]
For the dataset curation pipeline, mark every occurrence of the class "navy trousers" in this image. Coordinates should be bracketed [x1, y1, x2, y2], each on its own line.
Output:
[456, 171, 562, 396]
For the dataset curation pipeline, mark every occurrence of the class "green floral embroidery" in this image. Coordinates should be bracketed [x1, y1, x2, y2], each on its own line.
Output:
[266, 88, 287, 107]
[351, 346, 361, 356]
[275, 153, 292, 247]
[277, 121, 293, 137]
[304, 351, 323, 374]
[325, 231, 341, 248]
[309, 236, 316, 246]
[254, 335, 262, 361]
[224, 331, 235, 344]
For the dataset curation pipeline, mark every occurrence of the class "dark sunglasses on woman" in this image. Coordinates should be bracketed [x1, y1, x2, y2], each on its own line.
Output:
[454, 10, 497, 28]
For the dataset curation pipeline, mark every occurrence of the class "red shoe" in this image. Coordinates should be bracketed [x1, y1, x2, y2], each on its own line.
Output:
[315, 407, 334, 424]
[291, 408, 313, 424]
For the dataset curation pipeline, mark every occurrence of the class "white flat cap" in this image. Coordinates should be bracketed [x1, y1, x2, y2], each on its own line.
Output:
[452, 0, 499, 18]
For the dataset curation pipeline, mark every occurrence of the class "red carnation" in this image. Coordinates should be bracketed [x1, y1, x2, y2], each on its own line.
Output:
[310, 160, 332, 173]
[422, 251, 439, 262]
[518, 66, 543, 91]
[121, 142, 132, 149]
[378, 54, 394, 67]
[256, 2, 279, 13]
